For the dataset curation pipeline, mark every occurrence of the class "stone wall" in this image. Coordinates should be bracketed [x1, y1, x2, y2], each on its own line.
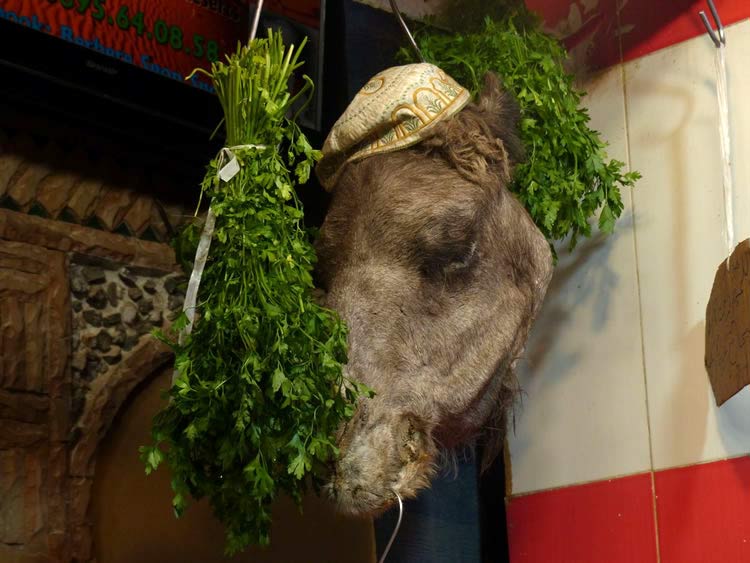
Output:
[69, 258, 185, 433]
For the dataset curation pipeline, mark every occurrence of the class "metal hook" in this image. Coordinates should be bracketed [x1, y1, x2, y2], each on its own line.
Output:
[389, 0, 426, 63]
[699, 0, 726, 48]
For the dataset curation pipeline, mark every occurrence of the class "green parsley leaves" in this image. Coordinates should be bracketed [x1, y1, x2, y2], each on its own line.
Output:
[402, 14, 641, 253]
[141, 31, 371, 554]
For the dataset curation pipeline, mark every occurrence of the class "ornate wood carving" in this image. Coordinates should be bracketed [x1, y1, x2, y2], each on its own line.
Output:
[0, 241, 70, 561]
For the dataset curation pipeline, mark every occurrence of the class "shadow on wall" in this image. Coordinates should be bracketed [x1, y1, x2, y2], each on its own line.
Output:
[717, 385, 750, 456]
[629, 70, 706, 467]
[673, 320, 708, 465]
[524, 224, 622, 380]
[505, 222, 622, 465]
[91, 368, 376, 563]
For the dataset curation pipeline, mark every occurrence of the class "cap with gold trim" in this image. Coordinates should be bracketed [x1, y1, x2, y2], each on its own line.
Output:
[316, 63, 471, 191]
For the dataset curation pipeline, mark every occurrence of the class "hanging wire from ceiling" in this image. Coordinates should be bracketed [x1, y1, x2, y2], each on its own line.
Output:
[389, 0, 425, 63]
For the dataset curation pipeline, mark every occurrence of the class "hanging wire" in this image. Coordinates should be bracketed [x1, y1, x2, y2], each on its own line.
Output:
[389, 0, 425, 63]
[249, 0, 265, 43]
[378, 490, 404, 563]
[698, 0, 734, 262]
[715, 44, 733, 259]
[699, 0, 726, 48]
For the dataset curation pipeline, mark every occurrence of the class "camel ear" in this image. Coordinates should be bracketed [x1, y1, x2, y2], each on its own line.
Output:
[477, 72, 505, 114]
[415, 71, 525, 185]
[475, 72, 525, 166]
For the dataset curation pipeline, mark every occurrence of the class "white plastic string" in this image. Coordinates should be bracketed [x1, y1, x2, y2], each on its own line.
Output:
[715, 44, 734, 259]
[172, 0, 265, 386]
[216, 144, 268, 182]
[178, 208, 215, 349]
[378, 490, 404, 563]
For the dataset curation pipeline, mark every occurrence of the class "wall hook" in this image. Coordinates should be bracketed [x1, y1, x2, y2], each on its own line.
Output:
[389, 0, 426, 63]
[699, 0, 726, 48]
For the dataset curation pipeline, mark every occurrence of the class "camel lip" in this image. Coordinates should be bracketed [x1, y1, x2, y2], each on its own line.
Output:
[324, 479, 402, 517]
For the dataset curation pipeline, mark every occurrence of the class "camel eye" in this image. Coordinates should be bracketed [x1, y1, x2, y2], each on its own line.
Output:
[409, 205, 480, 280]
[443, 242, 478, 273]
[417, 237, 478, 280]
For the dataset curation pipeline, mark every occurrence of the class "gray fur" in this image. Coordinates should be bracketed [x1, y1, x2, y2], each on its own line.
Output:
[315, 73, 553, 516]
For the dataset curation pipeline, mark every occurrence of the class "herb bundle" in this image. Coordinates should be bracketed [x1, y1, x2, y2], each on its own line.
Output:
[140, 31, 370, 554]
[401, 14, 641, 251]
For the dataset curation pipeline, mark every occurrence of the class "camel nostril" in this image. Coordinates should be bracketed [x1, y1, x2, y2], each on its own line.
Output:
[352, 485, 362, 497]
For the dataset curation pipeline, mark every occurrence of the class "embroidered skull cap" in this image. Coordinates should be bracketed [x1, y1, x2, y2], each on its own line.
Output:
[316, 63, 471, 190]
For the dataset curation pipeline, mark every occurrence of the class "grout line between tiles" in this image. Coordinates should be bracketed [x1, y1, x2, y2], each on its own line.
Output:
[655, 452, 750, 473]
[619, 49, 662, 563]
[508, 469, 653, 499]
[615, 2, 660, 559]
[508, 453, 750, 500]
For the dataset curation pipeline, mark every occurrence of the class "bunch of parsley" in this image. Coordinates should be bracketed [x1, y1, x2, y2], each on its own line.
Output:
[140, 30, 370, 554]
[402, 13, 641, 251]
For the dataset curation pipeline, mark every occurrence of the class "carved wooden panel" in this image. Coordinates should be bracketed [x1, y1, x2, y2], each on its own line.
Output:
[0, 240, 70, 560]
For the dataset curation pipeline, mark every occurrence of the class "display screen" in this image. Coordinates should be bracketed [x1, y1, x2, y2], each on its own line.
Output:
[0, 0, 324, 129]
[0, 1, 251, 94]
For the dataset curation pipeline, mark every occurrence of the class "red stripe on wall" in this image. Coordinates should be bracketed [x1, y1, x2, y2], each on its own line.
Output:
[618, 0, 748, 63]
[526, 0, 750, 72]
[655, 456, 750, 563]
[506, 473, 658, 563]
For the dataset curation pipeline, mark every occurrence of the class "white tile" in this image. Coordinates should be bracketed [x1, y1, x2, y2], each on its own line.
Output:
[627, 20, 750, 471]
[508, 64, 652, 494]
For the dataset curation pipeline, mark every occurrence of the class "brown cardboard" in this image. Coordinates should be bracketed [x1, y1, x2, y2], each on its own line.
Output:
[705, 238, 750, 405]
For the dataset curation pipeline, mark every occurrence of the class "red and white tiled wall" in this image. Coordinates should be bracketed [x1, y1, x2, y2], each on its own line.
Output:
[507, 1, 750, 561]
[359, 0, 750, 559]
